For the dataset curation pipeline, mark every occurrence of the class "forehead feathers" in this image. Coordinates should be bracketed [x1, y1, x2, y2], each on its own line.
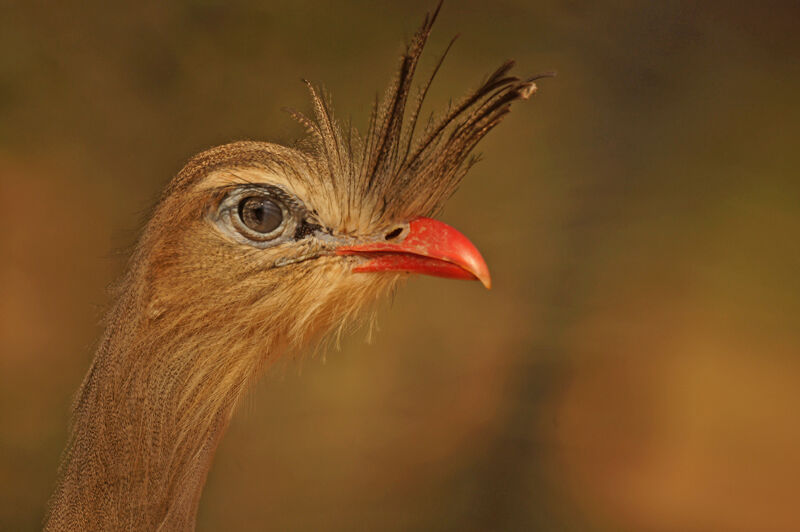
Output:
[168, 4, 545, 234]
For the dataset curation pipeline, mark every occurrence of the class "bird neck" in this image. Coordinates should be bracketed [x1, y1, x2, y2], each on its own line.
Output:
[45, 289, 267, 531]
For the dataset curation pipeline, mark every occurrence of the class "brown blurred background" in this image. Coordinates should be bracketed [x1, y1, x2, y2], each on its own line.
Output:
[2, 1, 799, 530]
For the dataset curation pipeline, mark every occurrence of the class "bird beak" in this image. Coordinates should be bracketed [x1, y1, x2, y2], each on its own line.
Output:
[335, 217, 492, 289]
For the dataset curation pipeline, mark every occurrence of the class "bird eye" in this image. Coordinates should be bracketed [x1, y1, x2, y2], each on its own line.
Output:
[237, 197, 283, 234]
[213, 185, 302, 247]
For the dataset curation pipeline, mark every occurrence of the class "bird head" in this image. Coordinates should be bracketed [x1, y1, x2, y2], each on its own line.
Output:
[126, 5, 546, 359]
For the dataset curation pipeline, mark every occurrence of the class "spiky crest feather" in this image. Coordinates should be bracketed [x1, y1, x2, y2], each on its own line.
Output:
[170, 1, 548, 234]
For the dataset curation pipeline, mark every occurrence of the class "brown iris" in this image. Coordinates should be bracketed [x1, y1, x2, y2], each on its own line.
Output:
[238, 197, 283, 234]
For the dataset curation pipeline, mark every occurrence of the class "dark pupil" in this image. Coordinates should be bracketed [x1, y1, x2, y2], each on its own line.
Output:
[239, 197, 282, 233]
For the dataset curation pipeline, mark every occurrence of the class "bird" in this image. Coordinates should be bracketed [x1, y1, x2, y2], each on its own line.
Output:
[45, 4, 546, 530]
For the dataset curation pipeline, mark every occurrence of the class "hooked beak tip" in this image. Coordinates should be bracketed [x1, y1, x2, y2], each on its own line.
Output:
[477, 271, 492, 290]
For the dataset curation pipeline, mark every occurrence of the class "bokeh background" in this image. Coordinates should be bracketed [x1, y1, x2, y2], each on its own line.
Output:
[2, 1, 799, 530]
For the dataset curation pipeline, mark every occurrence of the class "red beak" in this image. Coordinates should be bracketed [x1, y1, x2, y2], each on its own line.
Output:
[336, 217, 491, 289]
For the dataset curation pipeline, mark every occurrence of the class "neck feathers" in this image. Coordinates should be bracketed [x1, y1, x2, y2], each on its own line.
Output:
[45, 228, 394, 530]
[45, 287, 265, 530]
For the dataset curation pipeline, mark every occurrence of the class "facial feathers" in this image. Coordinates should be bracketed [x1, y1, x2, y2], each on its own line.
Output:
[130, 3, 548, 365]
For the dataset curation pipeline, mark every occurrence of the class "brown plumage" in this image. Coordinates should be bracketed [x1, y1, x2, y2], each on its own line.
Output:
[45, 4, 547, 530]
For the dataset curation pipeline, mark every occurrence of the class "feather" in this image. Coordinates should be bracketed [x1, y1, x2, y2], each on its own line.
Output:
[290, 1, 549, 232]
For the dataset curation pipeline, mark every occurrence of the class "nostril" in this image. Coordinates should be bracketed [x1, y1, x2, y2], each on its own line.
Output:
[385, 227, 403, 240]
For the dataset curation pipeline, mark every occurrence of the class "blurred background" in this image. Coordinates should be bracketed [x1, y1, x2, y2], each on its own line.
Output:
[1, 1, 799, 530]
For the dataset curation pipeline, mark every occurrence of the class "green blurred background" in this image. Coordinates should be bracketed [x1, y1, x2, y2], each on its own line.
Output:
[2, 1, 799, 530]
